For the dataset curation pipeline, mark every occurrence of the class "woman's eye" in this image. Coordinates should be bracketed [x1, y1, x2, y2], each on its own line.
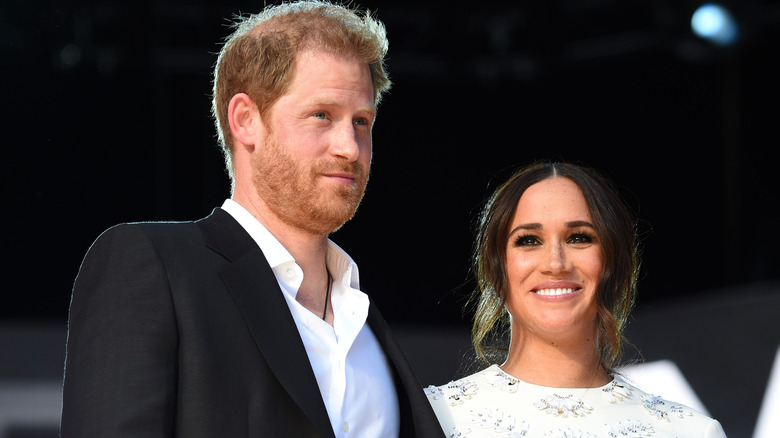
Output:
[514, 235, 540, 246]
[568, 233, 593, 244]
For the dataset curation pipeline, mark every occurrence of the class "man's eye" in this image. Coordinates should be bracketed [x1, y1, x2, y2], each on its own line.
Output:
[314, 112, 327, 119]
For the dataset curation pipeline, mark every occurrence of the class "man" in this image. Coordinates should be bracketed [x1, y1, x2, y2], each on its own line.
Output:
[60, 2, 445, 437]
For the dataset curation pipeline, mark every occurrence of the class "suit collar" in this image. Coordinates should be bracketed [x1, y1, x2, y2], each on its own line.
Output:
[197, 208, 257, 262]
[197, 208, 336, 437]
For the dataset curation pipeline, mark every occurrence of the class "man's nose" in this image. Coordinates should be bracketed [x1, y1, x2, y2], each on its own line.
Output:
[329, 122, 362, 162]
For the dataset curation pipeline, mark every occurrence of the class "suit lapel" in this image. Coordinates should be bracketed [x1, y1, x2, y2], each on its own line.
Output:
[367, 302, 417, 435]
[367, 302, 447, 438]
[197, 209, 335, 437]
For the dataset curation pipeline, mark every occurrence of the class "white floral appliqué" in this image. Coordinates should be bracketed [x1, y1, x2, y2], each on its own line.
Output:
[487, 370, 522, 393]
[602, 380, 632, 403]
[535, 394, 593, 417]
[442, 379, 478, 406]
[446, 425, 472, 437]
[470, 407, 529, 437]
[641, 394, 693, 421]
[543, 427, 598, 438]
[604, 419, 655, 437]
[424, 385, 444, 400]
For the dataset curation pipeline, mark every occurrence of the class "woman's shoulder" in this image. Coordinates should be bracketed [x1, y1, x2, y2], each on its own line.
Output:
[425, 365, 527, 436]
[612, 375, 728, 437]
[425, 364, 509, 401]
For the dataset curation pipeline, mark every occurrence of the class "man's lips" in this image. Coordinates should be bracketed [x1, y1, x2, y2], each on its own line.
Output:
[323, 172, 357, 184]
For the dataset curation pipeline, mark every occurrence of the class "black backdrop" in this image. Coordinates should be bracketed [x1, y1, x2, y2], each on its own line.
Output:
[2, 1, 778, 323]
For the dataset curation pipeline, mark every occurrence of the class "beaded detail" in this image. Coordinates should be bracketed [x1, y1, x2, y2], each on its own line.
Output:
[604, 419, 655, 437]
[602, 380, 632, 403]
[424, 385, 444, 400]
[534, 394, 594, 417]
[486, 370, 522, 393]
[543, 428, 598, 437]
[641, 394, 693, 421]
[470, 407, 529, 437]
[425, 379, 479, 406]
[446, 426, 472, 437]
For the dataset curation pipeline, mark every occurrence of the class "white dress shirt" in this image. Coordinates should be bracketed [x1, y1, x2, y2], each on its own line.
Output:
[221, 199, 400, 438]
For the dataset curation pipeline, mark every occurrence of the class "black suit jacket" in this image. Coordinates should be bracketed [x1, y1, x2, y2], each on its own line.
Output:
[61, 208, 445, 437]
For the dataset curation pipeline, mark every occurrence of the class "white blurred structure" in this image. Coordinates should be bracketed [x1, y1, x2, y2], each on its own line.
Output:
[0, 382, 61, 438]
[753, 345, 780, 438]
[618, 359, 709, 414]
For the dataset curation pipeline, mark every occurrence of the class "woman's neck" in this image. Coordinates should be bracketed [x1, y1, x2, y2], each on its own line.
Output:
[500, 329, 611, 388]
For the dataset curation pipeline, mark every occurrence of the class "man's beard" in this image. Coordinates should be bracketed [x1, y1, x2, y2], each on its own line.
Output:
[251, 135, 369, 236]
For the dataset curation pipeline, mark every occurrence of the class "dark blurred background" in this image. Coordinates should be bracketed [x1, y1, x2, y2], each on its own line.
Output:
[1, 1, 779, 437]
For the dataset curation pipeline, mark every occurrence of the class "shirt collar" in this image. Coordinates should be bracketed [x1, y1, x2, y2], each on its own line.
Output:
[221, 199, 361, 290]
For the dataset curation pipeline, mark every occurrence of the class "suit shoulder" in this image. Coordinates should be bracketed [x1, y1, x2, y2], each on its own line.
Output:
[77, 220, 204, 269]
[95, 219, 201, 244]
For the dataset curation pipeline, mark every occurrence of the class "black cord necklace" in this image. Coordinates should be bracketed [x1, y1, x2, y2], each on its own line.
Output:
[322, 270, 332, 320]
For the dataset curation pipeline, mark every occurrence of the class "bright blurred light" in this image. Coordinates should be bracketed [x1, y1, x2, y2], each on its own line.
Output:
[754, 346, 780, 438]
[618, 360, 709, 414]
[691, 4, 739, 46]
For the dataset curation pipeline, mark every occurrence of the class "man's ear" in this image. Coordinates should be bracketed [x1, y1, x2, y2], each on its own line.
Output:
[227, 93, 261, 148]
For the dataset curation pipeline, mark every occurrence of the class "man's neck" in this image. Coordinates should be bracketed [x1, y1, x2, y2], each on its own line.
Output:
[232, 192, 329, 257]
[231, 194, 333, 323]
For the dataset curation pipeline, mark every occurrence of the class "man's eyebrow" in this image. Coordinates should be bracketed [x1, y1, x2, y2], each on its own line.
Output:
[309, 98, 376, 111]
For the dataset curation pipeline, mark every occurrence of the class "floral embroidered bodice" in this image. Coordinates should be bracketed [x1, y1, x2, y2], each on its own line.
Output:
[425, 364, 727, 438]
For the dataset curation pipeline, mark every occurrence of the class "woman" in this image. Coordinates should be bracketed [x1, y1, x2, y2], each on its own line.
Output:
[425, 162, 726, 437]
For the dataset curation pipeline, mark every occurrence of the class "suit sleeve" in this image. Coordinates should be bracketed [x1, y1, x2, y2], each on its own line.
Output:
[61, 224, 179, 437]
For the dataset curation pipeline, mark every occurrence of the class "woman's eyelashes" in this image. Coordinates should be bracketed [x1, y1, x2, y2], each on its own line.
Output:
[513, 234, 541, 247]
[511, 230, 596, 247]
[567, 231, 596, 244]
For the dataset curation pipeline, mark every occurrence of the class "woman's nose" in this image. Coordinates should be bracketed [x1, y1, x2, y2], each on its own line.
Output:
[544, 243, 572, 275]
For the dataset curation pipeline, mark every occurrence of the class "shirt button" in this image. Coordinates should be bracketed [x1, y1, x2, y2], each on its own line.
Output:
[342, 422, 349, 433]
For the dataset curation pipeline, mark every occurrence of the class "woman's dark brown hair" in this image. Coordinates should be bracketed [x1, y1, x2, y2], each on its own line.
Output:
[471, 161, 640, 371]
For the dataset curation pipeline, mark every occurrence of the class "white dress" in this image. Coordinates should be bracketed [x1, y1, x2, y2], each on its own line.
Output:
[425, 364, 727, 438]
